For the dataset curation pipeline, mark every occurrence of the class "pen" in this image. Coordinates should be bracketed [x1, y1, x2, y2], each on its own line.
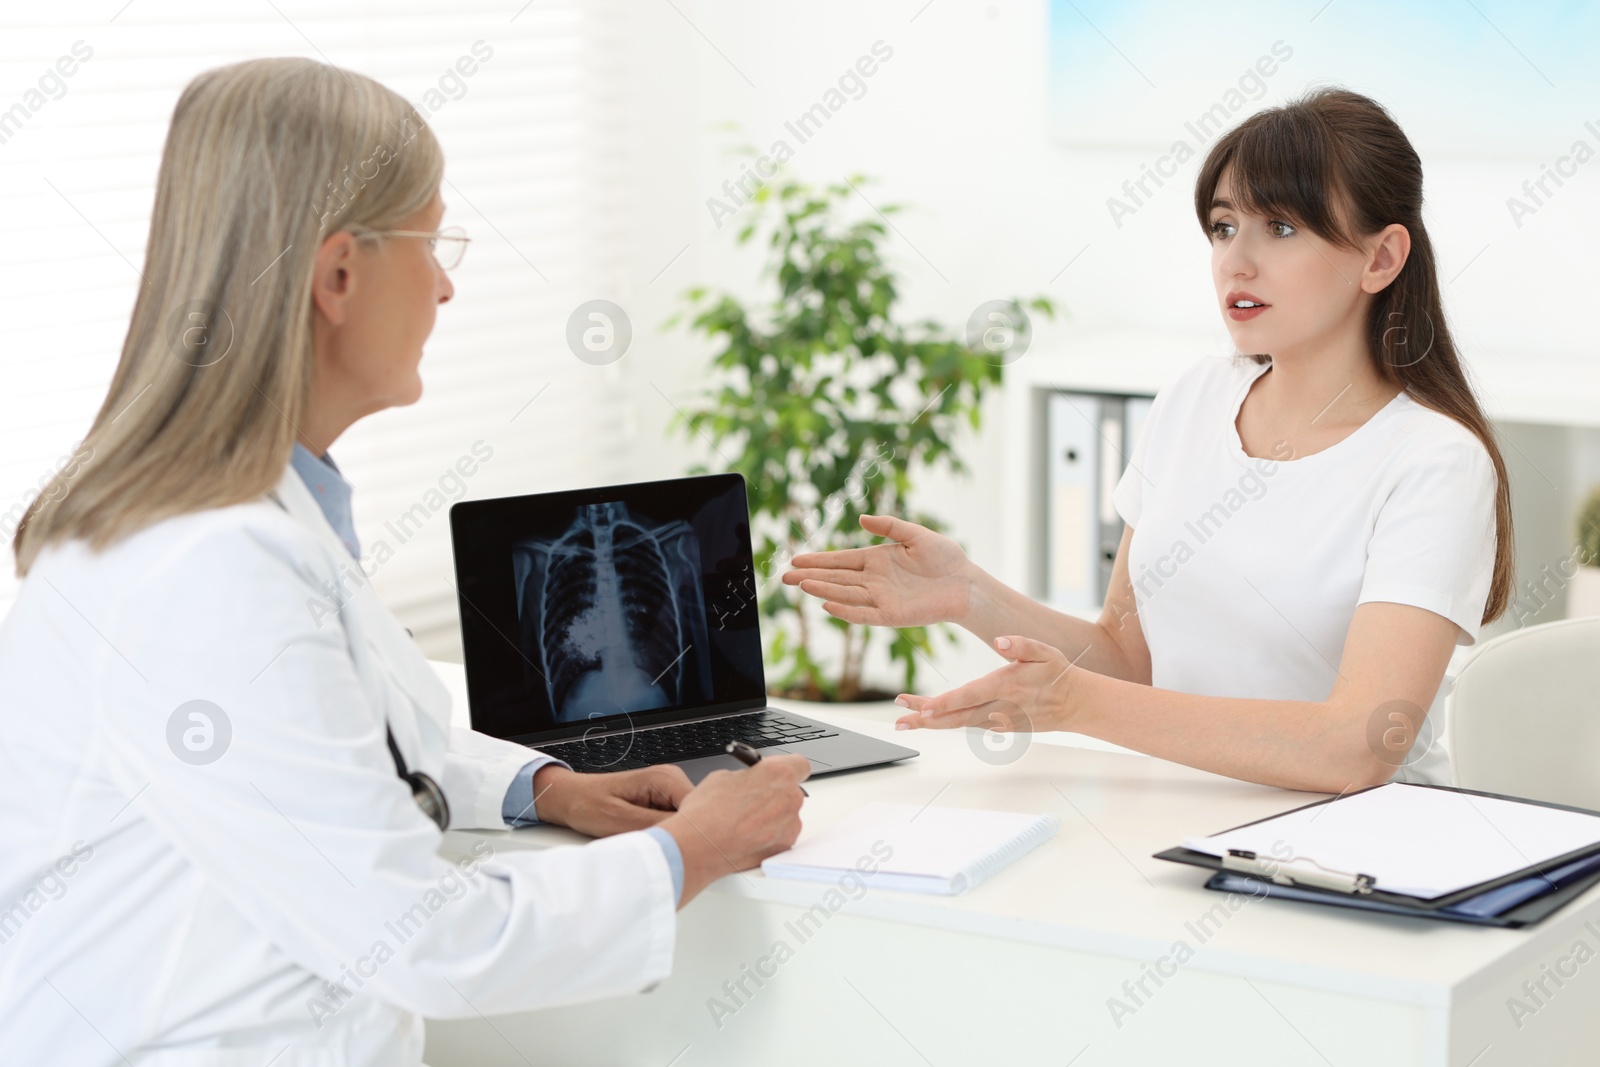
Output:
[1223, 849, 1375, 895]
[725, 740, 808, 796]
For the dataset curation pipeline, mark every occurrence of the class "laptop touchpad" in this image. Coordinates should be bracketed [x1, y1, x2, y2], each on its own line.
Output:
[673, 752, 829, 785]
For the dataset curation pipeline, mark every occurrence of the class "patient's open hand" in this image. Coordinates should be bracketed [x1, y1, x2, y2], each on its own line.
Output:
[892, 635, 1085, 735]
[782, 514, 975, 629]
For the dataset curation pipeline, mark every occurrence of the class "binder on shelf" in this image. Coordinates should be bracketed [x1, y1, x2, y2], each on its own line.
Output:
[1154, 783, 1600, 928]
[1046, 392, 1101, 609]
[1102, 394, 1151, 600]
[1044, 391, 1154, 609]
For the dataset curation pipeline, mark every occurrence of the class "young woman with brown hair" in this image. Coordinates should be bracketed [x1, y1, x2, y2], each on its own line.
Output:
[785, 88, 1513, 794]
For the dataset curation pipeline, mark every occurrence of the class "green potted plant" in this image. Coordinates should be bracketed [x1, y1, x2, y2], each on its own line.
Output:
[666, 165, 1055, 702]
[1570, 487, 1600, 618]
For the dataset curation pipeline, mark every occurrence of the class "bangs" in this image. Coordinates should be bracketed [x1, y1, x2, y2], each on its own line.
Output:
[1197, 104, 1359, 251]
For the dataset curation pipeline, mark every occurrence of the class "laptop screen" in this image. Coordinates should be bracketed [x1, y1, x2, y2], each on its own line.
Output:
[449, 473, 767, 742]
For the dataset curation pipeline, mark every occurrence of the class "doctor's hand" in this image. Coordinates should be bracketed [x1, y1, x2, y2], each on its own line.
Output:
[658, 753, 810, 908]
[892, 635, 1083, 734]
[530, 764, 693, 838]
[782, 514, 978, 629]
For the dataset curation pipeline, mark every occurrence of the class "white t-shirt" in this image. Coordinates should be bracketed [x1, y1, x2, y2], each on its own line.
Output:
[1111, 354, 1499, 785]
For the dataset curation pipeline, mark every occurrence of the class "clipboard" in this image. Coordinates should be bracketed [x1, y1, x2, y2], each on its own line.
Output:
[1154, 784, 1600, 928]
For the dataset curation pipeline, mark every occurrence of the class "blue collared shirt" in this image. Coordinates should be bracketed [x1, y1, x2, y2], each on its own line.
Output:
[287, 442, 683, 903]
[288, 444, 361, 559]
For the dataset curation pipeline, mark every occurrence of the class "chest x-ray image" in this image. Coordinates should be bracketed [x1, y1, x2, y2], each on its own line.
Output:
[511, 500, 716, 723]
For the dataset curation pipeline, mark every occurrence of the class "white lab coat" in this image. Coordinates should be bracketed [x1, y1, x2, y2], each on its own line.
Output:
[0, 463, 677, 1066]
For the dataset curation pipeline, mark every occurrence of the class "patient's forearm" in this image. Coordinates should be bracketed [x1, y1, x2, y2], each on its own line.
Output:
[958, 564, 1140, 682]
[1072, 671, 1388, 793]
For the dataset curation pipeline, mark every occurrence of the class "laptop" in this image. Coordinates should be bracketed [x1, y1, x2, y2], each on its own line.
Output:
[448, 472, 918, 783]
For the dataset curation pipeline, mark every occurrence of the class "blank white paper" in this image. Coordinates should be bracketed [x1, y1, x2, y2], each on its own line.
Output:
[1185, 784, 1600, 899]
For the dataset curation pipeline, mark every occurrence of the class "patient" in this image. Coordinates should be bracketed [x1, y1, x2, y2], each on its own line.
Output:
[785, 88, 1512, 795]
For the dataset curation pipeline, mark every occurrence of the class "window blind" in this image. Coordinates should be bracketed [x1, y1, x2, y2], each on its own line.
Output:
[0, 0, 634, 660]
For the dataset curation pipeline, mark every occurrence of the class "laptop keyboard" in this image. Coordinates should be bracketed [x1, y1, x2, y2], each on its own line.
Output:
[537, 712, 839, 772]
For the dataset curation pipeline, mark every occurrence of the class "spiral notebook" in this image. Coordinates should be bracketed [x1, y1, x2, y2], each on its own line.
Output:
[761, 801, 1060, 895]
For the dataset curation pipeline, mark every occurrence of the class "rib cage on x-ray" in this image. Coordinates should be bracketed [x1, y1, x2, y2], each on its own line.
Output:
[511, 501, 715, 723]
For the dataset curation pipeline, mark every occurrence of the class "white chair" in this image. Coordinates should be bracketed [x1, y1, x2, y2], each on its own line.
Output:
[1449, 616, 1600, 810]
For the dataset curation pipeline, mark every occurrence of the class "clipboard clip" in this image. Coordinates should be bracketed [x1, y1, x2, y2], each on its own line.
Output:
[1223, 849, 1376, 896]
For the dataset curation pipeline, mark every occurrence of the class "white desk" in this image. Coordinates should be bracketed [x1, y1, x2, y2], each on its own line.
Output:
[422, 662, 1600, 1067]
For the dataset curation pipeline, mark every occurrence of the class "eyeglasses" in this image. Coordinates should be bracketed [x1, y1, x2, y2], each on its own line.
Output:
[353, 225, 471, 271]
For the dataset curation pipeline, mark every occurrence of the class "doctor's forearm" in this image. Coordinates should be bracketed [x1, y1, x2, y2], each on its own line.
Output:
[959, 565, 1141, 682]
[1070, 671, 1391, 794]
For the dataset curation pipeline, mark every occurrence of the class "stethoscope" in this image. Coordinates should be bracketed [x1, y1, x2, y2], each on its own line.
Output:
[386, 718, 450, 832]
[265, 488, 450, 831]
[388, 624, 449, 831]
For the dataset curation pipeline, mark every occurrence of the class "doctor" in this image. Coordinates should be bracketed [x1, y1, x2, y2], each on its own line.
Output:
[0, 58, 807, 1066]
